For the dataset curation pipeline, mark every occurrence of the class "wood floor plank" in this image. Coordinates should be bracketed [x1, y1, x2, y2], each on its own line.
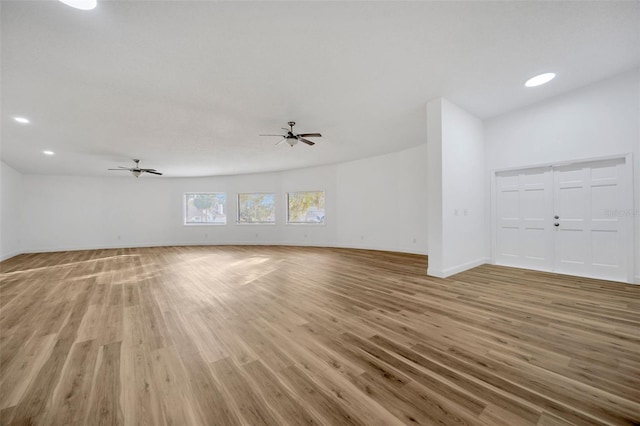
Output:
[1, 246, 639, 425]
[242, 360, 324, 425]
[120, 307, 163, 426]
[147, 346, 201, 426]
[210, 357, 280, 426]
[279, 364, 367, 426]
[42, 339, 99, 426]
[161, 310, 241, 425]
[86, 341, 124, 426]
[0, 333, 57, 410]
[7, 280, 96, 425]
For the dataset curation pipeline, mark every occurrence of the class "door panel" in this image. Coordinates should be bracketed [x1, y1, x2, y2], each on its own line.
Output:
[554, 166, 589, 276]
[591, 230, 619, 267]
[587, 159, 627, 279]
[553, 158, 627, 281]
[496, 167, 553, 271]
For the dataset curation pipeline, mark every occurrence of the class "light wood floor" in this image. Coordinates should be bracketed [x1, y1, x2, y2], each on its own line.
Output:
[1, 246, 639, 425]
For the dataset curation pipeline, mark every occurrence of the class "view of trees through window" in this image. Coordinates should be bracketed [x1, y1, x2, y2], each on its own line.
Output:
[185, 193, 226, 224]
[287, 191, 325, 224]
[238, 193, 276, 223]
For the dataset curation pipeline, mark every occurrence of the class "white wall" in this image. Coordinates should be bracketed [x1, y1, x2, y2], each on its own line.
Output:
[427, 99, 444, 274]
[485, 68, 640, 282]
[441, 100, 486, 275]
[0, 161, 24, 260]
[336, 146, 428, 253]
[16, 145, 428, 256]
[427, 98, 486, 277]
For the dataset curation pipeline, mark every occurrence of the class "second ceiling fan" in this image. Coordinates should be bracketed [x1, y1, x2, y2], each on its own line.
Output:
[108, 159, 162, 178]
[259, 121, 321, 147]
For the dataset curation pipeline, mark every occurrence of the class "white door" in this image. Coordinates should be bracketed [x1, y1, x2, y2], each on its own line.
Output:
[553, 158, 629, 282]
[494, 157, 633, 282]
[495, 167, 554, 271]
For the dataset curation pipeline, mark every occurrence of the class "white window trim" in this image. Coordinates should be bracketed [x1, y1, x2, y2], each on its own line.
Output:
[285, 190, 327, 226]
[183, 192, 228, 226]
[236, 192, 277, 225]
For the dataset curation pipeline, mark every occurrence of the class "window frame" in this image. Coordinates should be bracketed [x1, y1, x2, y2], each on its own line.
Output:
[183, 192, 228, 226]
[236, 192, 277, 225]
[285, 190, 326, 225]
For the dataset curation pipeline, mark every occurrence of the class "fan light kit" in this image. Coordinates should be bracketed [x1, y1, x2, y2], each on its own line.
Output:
[13, 116, 30, 124]
[108, 159, 163, 178]
[58, 0, 97, 10]
[525, 73, 556, 87]
[259, 121, 322, 147]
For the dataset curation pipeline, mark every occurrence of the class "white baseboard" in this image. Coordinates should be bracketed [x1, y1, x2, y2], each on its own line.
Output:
[426, 267, 445, 278]
[428, 257, 488, 279]
[635, 275, 640, 285]
[23, 241, 186, 254]
[316, 242, 427, 256]
[20, 241, 429, 257]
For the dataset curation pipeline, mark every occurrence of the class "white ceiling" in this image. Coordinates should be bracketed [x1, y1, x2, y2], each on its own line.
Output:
[1, 1, 639, 177]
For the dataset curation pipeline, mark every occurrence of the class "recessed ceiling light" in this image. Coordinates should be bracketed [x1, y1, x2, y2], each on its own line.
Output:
[525, 73, 556, 88]
[43, 150, 55, 156]
[58, 0, 97, 10]
[13, 116, 30, 124]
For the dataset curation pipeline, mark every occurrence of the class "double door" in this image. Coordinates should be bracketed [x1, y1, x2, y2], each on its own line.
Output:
[494, 157, 633, 282]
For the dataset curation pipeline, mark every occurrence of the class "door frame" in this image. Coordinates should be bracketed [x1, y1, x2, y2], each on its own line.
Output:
[490, 153, 635, 284]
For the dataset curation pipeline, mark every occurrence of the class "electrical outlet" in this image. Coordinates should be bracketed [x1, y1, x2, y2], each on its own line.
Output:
[464, 209, 468, 216]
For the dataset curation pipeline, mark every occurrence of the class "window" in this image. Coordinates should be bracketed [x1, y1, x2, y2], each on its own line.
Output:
[237, 193, 276, 224]
[287, 191, 325, 224]
[184, 193, 226, 225]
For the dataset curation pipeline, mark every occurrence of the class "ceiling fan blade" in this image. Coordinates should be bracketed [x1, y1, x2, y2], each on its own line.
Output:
[141, 168, 157, 172]
[275, 138, 286, 145]
[144, 170, 163, 175]
[108, 168, 132, 171]
[298, 138, 316, 146]
[297, 133, 322, 138]
[259, 134, 286, 138]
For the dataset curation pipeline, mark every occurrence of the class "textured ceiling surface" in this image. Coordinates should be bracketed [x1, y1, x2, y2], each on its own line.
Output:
[2, 1, 639, 177]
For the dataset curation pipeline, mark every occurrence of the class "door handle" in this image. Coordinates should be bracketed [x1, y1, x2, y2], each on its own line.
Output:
[554, 223, 559, 227]
[554, 215, 559, 219]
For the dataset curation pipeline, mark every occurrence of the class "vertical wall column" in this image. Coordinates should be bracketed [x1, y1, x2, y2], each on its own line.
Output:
[0, 161, 24, 260]
[427, 98, 487, 278]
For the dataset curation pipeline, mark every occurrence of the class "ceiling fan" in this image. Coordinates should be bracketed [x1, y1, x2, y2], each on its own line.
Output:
[108, 159, 163, 178]
[259, 121, 321, 147]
